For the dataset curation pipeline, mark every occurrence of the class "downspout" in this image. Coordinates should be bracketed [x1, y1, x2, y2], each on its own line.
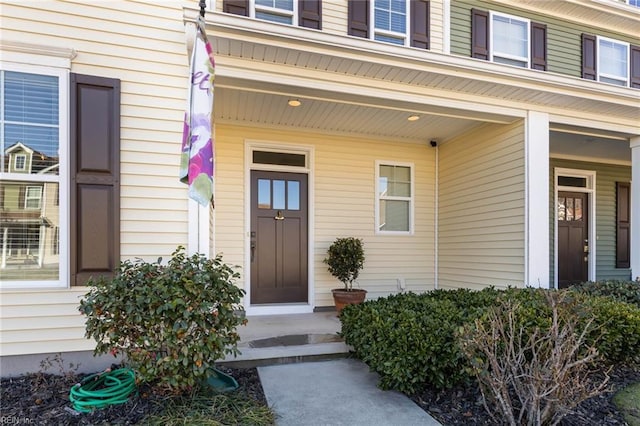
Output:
[434, 142, 439, 290]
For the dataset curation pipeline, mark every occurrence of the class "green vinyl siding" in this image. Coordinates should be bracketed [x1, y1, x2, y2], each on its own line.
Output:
[451, 0, 640, 79]
[549, 159, 632, 285]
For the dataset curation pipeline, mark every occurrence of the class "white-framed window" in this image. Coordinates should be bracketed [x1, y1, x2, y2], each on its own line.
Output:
[375, 161, 414, 234]
[490, 11, 530, 67]
[14, 153, 26, 171]
[372, 0, 409, 46]
[597, 36, 629, 86]
[24, 186, 43, 209]
[253, 0, 296, 25]
[0, 63, 68, 288]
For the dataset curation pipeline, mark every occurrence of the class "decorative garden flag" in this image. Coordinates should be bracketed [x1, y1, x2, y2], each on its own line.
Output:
[180, 16, 215, 207]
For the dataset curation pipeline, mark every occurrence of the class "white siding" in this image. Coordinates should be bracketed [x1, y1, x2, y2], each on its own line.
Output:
[215, 124, 436, 308]
[1, 1, 189, 356]
[438, 121, 526, 290]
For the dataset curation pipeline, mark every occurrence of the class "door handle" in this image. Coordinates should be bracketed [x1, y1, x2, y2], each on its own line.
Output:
[251, 241, 256, 262]
[274, 210, 285, 220]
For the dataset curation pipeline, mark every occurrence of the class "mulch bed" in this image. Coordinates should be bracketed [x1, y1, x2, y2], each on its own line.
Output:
[0, 366, 264, 425]
[2, 363, 638, 425]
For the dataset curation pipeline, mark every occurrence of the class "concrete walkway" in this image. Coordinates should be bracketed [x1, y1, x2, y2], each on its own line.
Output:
[258, 358, 441, 426]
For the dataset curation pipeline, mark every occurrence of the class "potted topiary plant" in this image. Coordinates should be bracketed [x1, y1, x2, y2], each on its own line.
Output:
[324, 237, 366, 313]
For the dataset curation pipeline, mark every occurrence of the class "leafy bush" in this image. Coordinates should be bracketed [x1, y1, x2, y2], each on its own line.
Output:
[570, 280, 640, 308]
[79, 247, 246, 392]
[340, 288, 501, 391]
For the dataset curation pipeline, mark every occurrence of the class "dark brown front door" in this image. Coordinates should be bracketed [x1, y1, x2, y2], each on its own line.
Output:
[558, 192, 588, 288]
[250, 171, 308, 304]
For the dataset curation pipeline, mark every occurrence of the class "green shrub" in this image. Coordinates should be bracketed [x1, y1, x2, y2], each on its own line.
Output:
[340, 288, 502, 392]
[79, 247, 246, 392]
[570, 280, 640, 308]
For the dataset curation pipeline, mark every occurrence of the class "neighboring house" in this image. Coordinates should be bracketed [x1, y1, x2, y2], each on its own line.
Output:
[0, 0, 638, 372]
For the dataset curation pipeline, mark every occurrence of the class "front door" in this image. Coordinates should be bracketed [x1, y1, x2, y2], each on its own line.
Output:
[250, 170, 308, 304]
[557, 191, 589, 288]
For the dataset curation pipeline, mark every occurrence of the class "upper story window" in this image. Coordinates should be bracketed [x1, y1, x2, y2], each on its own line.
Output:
[348, 0, 430, 49]
[598, 37, 629, 86]
[14, 153, 26, 171]
[223, 0, 322, 30]
[472, 9, 547, 71]
[373, 0, 409, 46]
[490, 12, 530, 67]
[255, 0, 296, 25]
[582, 33, 640, 88]
[24, 186, 43, 209]
[376, 161, 414, 234]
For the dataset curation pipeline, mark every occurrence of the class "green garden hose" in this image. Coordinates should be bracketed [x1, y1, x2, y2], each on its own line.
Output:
[69, 368, 137, 413]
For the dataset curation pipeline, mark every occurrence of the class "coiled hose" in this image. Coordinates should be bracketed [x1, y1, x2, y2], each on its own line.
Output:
[69, 368, 137, 413]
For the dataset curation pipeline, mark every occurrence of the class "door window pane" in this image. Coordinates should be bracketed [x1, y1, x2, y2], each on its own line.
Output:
[574, 198, 582, 221]
[566, 198, 574, 221]
[558, 197, 566, 221]
[258, 179, 271, 209]
[273, 180, 286, 210]
[288, 181, 300, 210]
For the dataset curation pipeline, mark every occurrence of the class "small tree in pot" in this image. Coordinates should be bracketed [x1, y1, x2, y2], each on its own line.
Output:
[324, 237, 366, 313]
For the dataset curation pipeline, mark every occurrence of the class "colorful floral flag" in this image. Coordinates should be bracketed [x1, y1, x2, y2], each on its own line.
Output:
[180, 17, 215, 207]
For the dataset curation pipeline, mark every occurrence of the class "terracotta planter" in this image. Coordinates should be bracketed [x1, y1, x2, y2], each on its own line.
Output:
[332, 288, 367, 314]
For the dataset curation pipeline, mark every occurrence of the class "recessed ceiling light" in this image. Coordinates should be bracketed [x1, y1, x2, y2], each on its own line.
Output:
[407, 114, 420, 121]
[288, 99, 301, 107]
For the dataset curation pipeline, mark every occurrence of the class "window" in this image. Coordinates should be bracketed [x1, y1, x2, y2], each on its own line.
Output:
[373, 0, 408, 45]
[598, 37, 629, 86]
[627, 0, 640, 8]
[491, 12, 529, 67]
[255, 0, 295, 24]
[472, 9, 547, 70]
[14, 153, 26, 170]
[349, 0, 430, 49]
[1, 68, 65, 286]
[24, 186, 43, 209]
[376, 162, 413, 233]
[582, 33, 640, 88]
[223, 0, 322, 30]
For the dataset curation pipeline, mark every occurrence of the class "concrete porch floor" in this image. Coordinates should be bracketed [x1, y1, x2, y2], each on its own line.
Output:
[220, 311, 351, 367]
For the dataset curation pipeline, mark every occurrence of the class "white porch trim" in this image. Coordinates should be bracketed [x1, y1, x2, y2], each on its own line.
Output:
[631, 137, 640, 280]
[526, 111, 550, 288]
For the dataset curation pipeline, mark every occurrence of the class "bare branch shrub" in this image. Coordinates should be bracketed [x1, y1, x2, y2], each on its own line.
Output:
[460, 291, 610, 426]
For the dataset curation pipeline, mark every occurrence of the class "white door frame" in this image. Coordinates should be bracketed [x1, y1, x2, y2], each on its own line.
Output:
[244, 140, 315, 315]
[553, 167, 596, 288]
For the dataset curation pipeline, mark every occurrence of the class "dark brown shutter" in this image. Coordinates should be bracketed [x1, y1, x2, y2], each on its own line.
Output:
[70, 74, 120, 286]
[299, 0, 322, 29]
[530, 21, 547, 71]
[348, 0, 369, 38]
[630, 44, 640, 89]
[616, 182, 631, 269]
[410, 0, 430, 49]
[223, 0, 249, 16]
[581, 33, 597, 80]
[471, 9, 489, 60]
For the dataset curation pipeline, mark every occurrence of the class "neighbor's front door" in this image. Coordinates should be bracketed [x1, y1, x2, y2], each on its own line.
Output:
[557, 191, 589, 288]
[250, 170, 308, 304]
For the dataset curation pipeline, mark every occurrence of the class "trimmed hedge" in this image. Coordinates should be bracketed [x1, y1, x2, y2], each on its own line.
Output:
[340, 283, 640, 393]
[570, 280, 640, 308]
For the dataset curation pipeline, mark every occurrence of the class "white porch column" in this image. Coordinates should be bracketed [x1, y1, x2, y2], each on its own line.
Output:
[526, 111, 550, 287]
[631, 137, 640, 281]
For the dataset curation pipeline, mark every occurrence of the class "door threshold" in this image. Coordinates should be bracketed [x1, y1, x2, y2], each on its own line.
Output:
[245, 304, 314, 316]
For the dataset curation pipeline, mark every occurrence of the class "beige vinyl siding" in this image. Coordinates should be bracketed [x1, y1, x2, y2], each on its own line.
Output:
[429, 0, 444, 53]
[438, 121, 525, 290]
[549, 159, 632, 284]
[1, 1, 189, 356]
[450, 0, 640, 78]
[215, 124, 436, 308]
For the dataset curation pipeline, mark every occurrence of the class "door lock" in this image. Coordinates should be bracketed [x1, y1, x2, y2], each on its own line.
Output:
[274, 210, 285, 220]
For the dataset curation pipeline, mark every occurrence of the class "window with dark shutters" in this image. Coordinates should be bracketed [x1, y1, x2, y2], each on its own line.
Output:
[631, 44, 640, 88]
[471, 9, 489, 60]
[411, 0, 430, 49]
[70, 74, 120, 286]
[616, 182, 631, 269]
[299, 0, 322, 29]
[530, 22, 547, 71]
[348, 0, 369, 38]
[223, 0, 249, 16]
[581, 33, 597, 80]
